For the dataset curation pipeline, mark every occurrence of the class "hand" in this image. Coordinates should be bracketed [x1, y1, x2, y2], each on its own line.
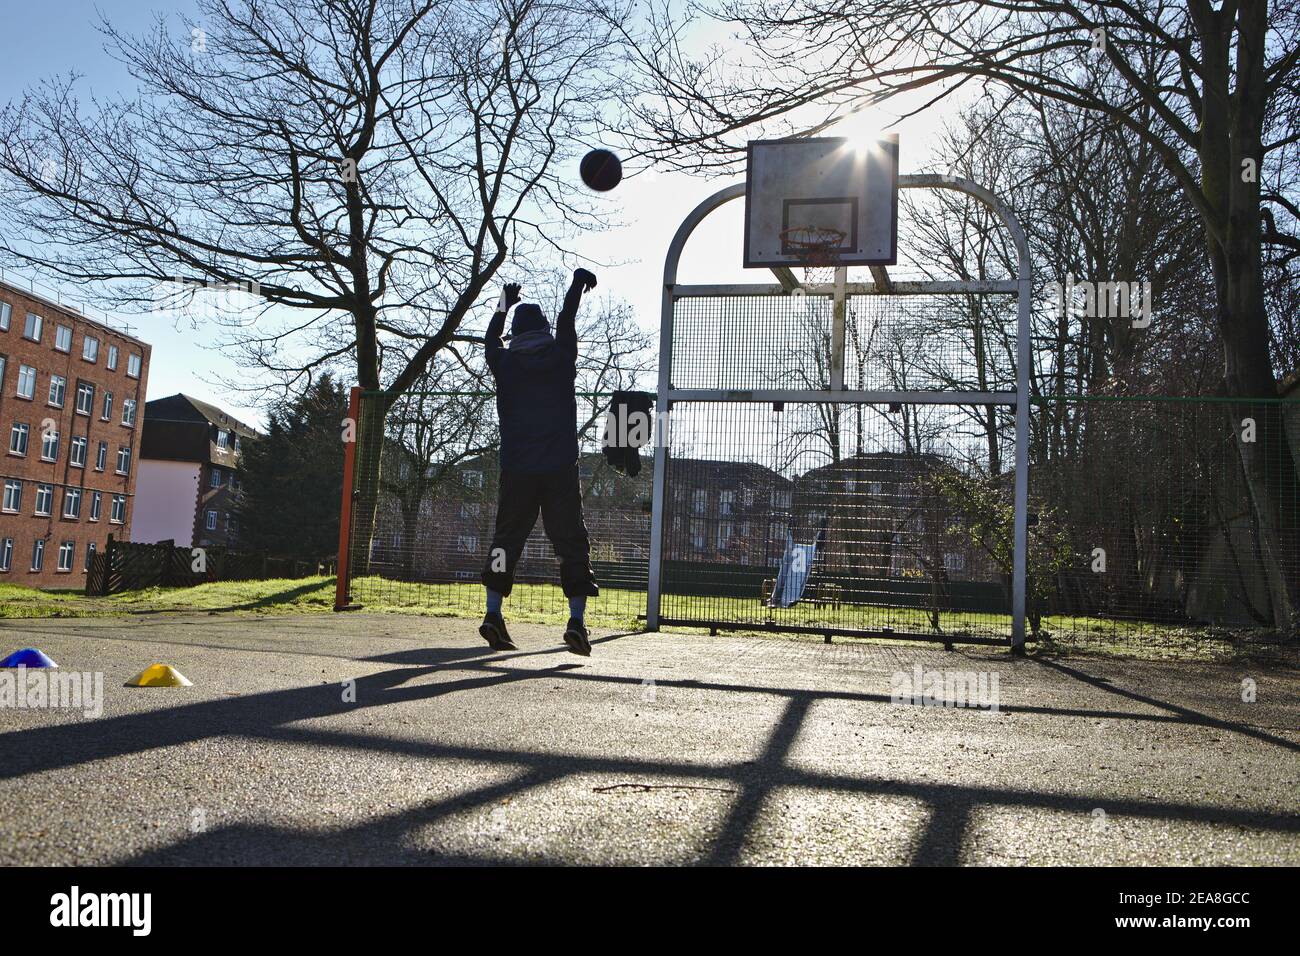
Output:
[573, 268, 597, 292]
[497, 282, 521, 312]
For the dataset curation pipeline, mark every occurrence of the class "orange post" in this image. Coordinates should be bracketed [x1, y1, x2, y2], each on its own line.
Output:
[334, 385, 362, 610]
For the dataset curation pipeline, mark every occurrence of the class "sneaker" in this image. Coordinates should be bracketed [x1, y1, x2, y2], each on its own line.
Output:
[562, 618, 591, 657]
[478, 612, 517, 651]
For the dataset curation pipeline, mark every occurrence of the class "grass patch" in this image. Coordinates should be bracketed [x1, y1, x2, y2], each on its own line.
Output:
[0, 584, 104, 619]
[0, 577, 337, 619]
[1, 577, 1291, 665]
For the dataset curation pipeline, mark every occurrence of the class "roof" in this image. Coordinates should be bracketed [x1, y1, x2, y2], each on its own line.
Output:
[0, 274, 149, 348]
[800, 451, 945, 479]
[667, 457, 791, 486]
[143, 394, 260, 437]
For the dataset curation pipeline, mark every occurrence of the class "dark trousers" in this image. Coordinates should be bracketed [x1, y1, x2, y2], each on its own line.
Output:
[481, 467, 599, 599]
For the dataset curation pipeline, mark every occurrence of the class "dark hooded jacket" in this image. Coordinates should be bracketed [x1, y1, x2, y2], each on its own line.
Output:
[484, 282, 583, 473]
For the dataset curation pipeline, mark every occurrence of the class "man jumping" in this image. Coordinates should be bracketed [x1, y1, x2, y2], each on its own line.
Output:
[479, 268, 600, 656]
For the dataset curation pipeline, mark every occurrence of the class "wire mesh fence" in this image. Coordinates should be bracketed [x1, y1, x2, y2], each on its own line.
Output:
[657, 400, 1017, 644]
[668, 290, 1018, 394]
[670, 294, 834, 390]
[1027, 396, 1300, 654]
[341, 389, 651, 628]
[844, 293, 1018, 393]
[336, 385, 1300, 654]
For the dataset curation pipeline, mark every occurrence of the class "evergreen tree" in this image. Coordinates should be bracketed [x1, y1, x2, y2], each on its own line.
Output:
[237, 377, 347, 557]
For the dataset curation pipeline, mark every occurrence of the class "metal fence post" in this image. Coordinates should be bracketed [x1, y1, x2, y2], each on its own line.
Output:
[1011, 277, 1032, 654]
[335, 386, 362, 611]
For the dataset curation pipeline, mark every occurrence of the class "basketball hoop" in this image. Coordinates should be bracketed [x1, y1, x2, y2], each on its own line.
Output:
[779, 225, 846, 287]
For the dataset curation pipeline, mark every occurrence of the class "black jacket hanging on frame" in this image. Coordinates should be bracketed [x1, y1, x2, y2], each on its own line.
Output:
[602, 390, 655, 477]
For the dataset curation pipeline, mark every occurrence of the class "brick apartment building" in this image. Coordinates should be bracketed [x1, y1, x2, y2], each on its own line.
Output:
[663, 458, 794, 566]
[0, 278, 151, 587]
[134, 394, 258, 548]
[792, 452, 993, 581]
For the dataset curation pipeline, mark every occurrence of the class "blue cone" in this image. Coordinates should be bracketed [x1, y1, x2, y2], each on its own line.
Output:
[0, 648, 58, 668]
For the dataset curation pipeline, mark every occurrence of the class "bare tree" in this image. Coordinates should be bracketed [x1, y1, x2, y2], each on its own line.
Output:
[0, 0, 626, 566]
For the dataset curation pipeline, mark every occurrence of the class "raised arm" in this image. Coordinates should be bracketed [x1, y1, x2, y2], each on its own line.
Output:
[485, 283, 521, 373]
[556, 268, 596, 357]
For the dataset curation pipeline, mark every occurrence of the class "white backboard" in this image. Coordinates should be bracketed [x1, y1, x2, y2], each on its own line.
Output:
[743, 135, 899, 268]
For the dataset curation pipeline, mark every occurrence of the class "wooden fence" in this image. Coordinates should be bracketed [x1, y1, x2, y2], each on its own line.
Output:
[86, 537, 334, 596]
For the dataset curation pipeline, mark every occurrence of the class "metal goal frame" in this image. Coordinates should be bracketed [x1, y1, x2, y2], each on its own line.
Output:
[645, 175, 1033, 652]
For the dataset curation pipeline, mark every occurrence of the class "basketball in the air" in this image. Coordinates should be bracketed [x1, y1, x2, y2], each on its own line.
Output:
[580, 148, 623, 191]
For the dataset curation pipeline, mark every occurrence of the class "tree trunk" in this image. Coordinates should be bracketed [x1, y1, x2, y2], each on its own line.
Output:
[1217, 261, 1298, 633]
[1208, 131, 1298, 633]
[1198, 1, 1297, 634]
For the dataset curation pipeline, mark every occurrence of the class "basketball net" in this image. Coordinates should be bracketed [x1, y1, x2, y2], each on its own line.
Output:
[779, 225, 846, 289]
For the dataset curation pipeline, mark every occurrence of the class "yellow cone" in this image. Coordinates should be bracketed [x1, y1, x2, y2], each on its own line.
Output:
[125, 664, 193, 687]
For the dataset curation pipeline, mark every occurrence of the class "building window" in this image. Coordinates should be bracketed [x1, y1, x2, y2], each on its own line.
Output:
[95, 441, 107, 471]
[216, 429, 228, 451]
[63, 487, 81, 518]
[31, 539, 45, 572]
[106, 345, 119, 370]
[34, 484, 53, 516]
[0, 301, 10, 331]
[460, 502, 481, 518]
[720, 490, 736, 516]
[16, 364, 36, 399]
[70, 436, 87, 468]
[110, 494, 126, 523]
[0, 537, 11, 572]
[54, 325, 72, 352]
[122, 398, 137, 426]
[82, 335, 99, 362]
[2, 480, 20, 513]
[126, 353, 141, 378]
[226, 514, 237, 535]
[57, 540, 74, 572]
[210, 467, 222, 488]
[101, 391, 113, 420]
[456, 534, 479, 553]
[76, 381, 94, 415]
[89, 491, 102, 521]
[205, 510, 218, 531]
[48, 374, 66, 407]
[692, 489, 708, 515]
[85, 541, 96, 571]
[234, 435, 242, 455]
[116, 445, 131, 475]
[40, 428, 59, 462]
[24, 312, 42, 342]
[463, 470, 482, 489]
[690, 519, 707, 551]
[9, 422, 29, 456]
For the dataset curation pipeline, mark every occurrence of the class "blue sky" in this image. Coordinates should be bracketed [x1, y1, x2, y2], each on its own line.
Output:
[0, 1, 954, 427]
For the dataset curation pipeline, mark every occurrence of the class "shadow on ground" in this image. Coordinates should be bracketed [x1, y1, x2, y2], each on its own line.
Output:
[0, 615, 1296, 865]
